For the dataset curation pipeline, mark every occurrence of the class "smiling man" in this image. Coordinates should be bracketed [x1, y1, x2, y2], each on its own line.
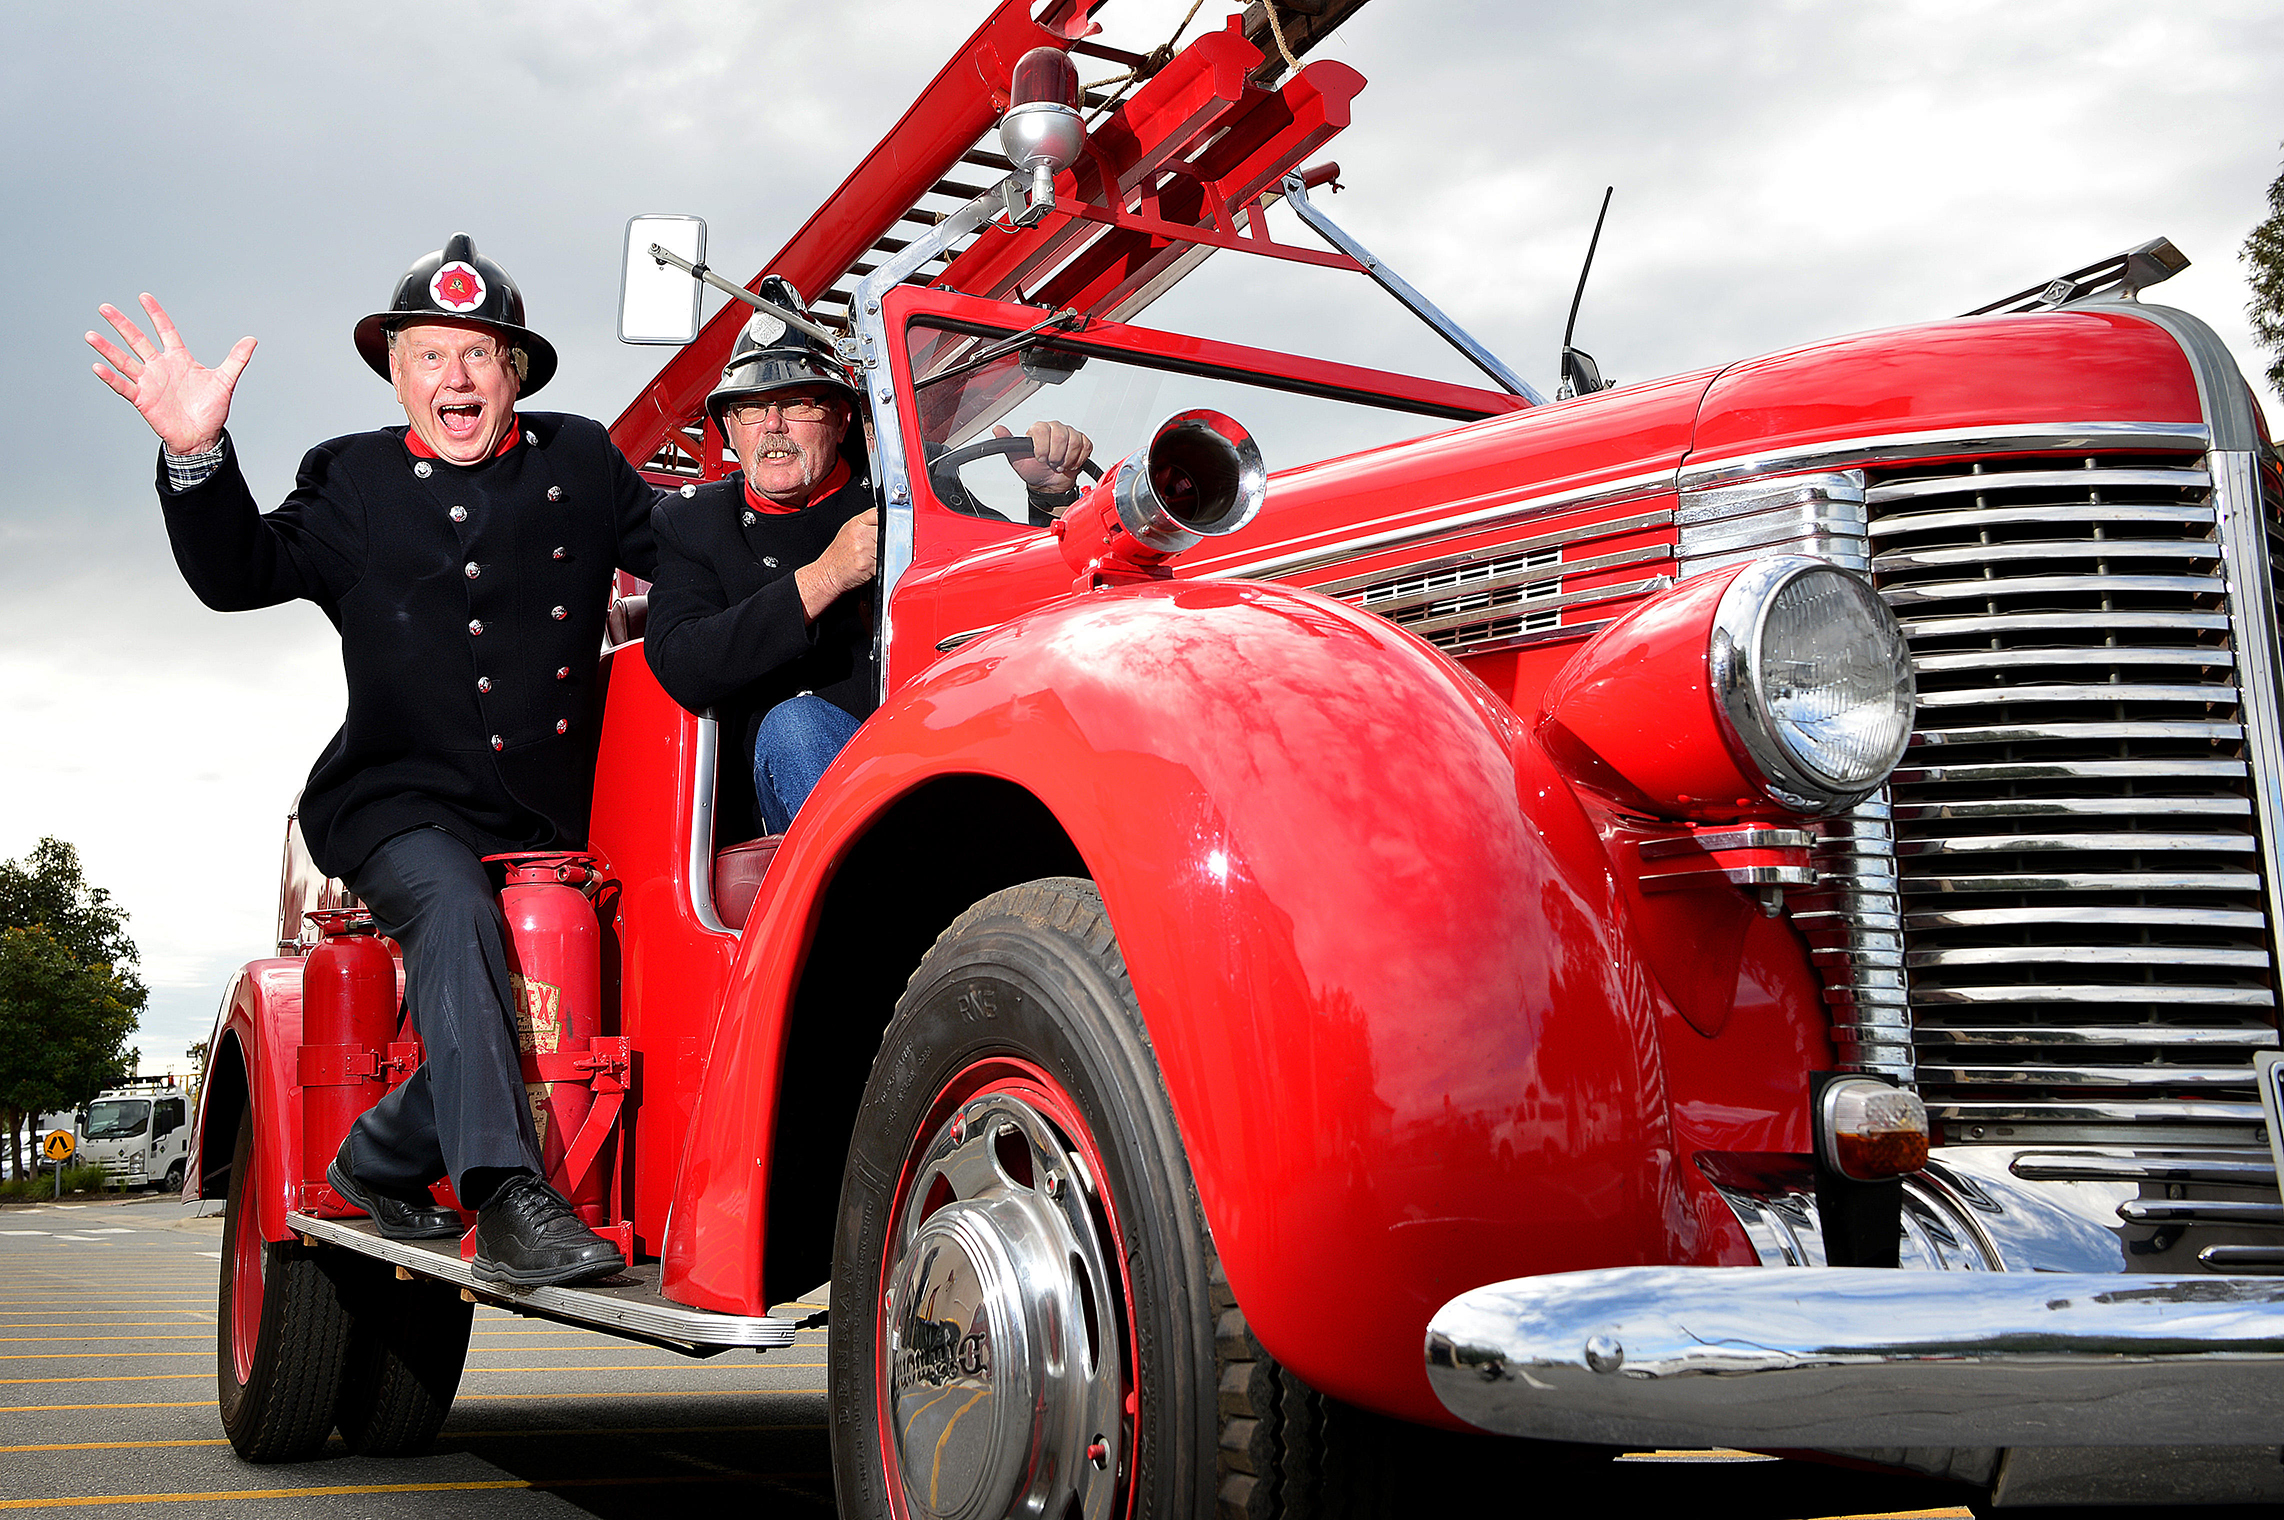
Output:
[644, 284, 880, 841]
[645, 279, 1090, 841]
[87, 234, 657, 1288]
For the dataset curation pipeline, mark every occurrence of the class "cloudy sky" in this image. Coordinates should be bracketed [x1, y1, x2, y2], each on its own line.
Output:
[3, 0, 2280, 1075]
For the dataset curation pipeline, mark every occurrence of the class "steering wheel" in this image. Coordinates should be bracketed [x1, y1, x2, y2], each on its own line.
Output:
[928, 434, 1102, 502]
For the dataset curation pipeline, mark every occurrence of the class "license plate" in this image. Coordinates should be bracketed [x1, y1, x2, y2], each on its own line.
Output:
[2257, 1049, 2284, 1201]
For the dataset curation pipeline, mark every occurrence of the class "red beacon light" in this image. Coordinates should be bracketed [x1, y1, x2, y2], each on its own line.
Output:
[1000, 47, 1085, 223]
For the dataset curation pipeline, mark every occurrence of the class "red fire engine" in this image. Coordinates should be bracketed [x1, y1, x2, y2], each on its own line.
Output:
[190, 1, 2284, 1511]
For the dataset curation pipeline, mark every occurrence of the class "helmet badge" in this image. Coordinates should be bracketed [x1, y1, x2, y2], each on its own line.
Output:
[744, 309, 787, 347]
[432, 261, 488, 313]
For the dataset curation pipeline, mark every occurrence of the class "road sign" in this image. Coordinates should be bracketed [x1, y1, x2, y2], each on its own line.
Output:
[42, 1130, 74, 1163]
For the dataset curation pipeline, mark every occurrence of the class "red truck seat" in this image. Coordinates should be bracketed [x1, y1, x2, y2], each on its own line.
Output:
[605, 594, 648, 647]
[711, 836, 782, 930]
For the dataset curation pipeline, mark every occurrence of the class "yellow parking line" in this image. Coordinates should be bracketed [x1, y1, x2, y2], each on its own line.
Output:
[0, 1375, 204, 1385]
[0, 1440, 229, 1453]
[0, 1472, 816, 1509]
[0, 1352, 205, 1360]
[0, 1402, 208, 1413]
[0, 1425, 830, 1452]
[0, 1316, 218, 1325]
[0, 1481, 529, 1509]
[0, 1335, 208, 1342]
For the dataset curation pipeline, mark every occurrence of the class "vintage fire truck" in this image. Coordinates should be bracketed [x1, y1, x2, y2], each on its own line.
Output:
[188, 0, 2284, 1511]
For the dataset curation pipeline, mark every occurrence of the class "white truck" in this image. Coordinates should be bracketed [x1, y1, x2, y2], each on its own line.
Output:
[78, 1078, 193, 1193]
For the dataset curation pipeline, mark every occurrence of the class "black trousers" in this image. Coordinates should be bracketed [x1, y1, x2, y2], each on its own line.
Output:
[341, 827, 542, 1202]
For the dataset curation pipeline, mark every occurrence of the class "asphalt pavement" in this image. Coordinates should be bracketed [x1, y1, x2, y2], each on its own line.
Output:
[0, 1189, 831, 1515]
[0, 1188, 1987, 1517]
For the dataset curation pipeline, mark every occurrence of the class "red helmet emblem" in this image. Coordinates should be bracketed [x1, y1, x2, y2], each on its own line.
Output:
[432, 261, 487, 313]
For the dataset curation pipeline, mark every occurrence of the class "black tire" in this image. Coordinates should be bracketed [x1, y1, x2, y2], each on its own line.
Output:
[830, 878, 1219, 1517]
[336, 1270, 473, 1456]
[164, 1159, 187, 1196]
[215, 1105, 357, 1461]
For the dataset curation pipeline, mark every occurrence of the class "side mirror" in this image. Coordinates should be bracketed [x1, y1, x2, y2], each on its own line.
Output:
[618, 214, 708, 345]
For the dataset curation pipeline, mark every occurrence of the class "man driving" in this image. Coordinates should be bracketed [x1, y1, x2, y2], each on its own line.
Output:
[645, 279, 1091, 838]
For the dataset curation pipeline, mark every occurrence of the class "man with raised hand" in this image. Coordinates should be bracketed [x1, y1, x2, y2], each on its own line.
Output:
[88, 234, 656, 1288]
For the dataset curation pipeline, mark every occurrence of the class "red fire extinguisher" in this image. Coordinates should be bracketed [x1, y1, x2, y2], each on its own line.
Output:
[493, 853, 608, 1224]
[300, 909, 398, 1202]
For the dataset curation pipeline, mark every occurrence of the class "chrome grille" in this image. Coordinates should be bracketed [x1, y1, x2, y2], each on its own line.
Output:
[1868, 452, 2281, 1135]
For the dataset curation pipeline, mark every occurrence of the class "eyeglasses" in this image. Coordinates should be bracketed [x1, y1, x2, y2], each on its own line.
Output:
[403, 343, 508, 374]
[726, 398, 839, 425]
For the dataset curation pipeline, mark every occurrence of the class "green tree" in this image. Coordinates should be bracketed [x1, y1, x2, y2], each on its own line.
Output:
[2246, 151, 2284, 399]
[0, 840, 144, 1180]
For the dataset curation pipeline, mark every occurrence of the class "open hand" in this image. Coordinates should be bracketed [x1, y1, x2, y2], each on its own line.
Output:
[87, 294, 255, 455]
[996, 421, 1093, 498]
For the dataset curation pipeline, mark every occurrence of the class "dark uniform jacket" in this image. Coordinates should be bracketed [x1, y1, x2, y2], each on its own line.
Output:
[157, 414, 659, 879]
[644, 470, 877, 842]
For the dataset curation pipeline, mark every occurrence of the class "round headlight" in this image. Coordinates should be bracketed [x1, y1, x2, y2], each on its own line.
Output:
[1710, 557, 1915, 812]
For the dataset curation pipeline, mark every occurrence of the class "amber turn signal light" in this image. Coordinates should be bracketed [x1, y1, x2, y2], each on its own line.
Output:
[1818, 1077, 1930, 1180]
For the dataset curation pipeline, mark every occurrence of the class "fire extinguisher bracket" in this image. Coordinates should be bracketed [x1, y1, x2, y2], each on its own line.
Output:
[296, 1043, 385, 1085]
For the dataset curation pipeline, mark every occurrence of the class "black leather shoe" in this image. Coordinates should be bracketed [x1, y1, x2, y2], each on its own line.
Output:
[472, 1173, 625, 1287]
[326, 1144, 463, 1241]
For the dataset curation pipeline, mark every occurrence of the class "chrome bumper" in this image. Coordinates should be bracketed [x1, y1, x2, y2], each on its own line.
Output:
[1424, 1266, 2284, 1449]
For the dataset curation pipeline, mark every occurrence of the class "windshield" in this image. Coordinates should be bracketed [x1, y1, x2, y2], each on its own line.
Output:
[85, 1100, 149, 1139]
[906, 319, 1488, 524]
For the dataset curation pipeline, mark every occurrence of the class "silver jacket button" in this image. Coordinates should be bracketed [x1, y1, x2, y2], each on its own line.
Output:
[450, 505, 467, 522]
[468, 619, 484, 636]
[464, 561, 481, 579]
[490, 735, 504, 751]
[762, 555, 779, 569]
[552, 547, 566, 560]
[556, 719, 569, 734]
[551, 606, 568, 621]
[413, 460, 433, 478]
[547, 486, 563, 502]
[679, 483, 696, 498]
[742, 510, 756, 527]
[476, 677, 491, 693]
[556, 666, 571, 680]
[525, 430, 538, 446]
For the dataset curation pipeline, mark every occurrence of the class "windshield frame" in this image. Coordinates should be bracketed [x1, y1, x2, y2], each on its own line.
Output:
[868, 285, 1525, 695]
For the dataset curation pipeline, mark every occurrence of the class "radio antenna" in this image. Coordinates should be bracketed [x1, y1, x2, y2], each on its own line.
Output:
[1559, 186, 1614, 399]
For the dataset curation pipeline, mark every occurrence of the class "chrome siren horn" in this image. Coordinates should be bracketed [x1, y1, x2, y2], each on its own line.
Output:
[1109, 409, 1267, 555]
[1055, 409, 1267, 591]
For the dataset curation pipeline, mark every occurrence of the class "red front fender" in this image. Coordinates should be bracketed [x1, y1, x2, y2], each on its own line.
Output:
[664, 578, 1682, 1422]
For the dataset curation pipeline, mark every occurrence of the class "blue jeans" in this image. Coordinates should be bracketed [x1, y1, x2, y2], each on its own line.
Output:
[753, 694, 863, 834]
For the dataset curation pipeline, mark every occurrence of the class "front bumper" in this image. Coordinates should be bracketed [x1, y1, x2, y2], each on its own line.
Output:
[1425, 1266, 2284, 1449]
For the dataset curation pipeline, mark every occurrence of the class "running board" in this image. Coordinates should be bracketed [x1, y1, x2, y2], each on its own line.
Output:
[286, 1212, 798, 1352]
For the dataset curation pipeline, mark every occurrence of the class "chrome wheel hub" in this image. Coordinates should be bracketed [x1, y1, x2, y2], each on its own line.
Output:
[885, 1090, 1121, 1520]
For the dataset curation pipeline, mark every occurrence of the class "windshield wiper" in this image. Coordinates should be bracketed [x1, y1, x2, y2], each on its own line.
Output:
[914, 309, 1085, 392]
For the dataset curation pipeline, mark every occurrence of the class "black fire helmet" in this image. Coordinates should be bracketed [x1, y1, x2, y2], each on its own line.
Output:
[703, 276, 861, 432]
[352, 232, 560, 395]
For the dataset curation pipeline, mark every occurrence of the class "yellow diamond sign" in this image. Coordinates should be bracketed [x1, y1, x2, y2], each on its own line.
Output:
[42, 1129, 74, 1163]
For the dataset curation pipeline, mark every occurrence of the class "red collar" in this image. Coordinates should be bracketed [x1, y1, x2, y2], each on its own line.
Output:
[404, 414, 523, 462]
[744, 456, 851, 516]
